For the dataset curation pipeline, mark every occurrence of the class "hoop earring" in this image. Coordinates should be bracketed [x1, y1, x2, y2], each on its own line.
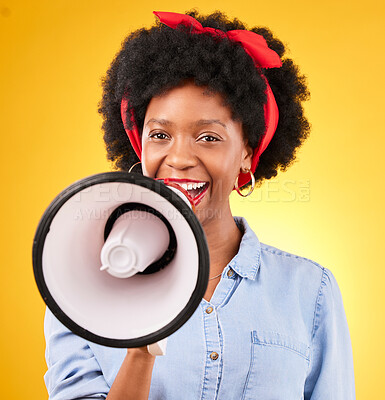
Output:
[128, 161, 141, 173]
[235, 169, 255, 197]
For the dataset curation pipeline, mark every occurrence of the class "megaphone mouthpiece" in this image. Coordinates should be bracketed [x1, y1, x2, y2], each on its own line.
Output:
[100, 208, 169, 278]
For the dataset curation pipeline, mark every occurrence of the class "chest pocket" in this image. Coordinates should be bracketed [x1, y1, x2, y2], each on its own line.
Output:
[241, 330, 310, 400]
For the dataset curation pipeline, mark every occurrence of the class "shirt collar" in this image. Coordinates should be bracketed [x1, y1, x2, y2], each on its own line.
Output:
[228, 217, 261, 280]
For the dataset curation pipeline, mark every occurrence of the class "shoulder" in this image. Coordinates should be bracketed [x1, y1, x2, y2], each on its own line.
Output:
[258, 240, 342, 312]
[259, 241, 326, 281]
[258, 241, 343, 316]
[235, 216, 330, 287]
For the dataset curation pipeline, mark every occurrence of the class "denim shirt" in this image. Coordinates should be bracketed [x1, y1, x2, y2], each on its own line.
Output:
[44, 217, 355, 399]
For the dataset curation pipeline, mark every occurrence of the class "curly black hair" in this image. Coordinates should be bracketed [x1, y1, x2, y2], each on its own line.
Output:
[98, 9, 310, 188]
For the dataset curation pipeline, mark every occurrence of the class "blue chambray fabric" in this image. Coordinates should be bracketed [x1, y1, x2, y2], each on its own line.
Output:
[44, 217, 355, 399]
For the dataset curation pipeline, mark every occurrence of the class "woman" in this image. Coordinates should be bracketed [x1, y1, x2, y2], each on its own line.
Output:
[44, 10, 355, 399]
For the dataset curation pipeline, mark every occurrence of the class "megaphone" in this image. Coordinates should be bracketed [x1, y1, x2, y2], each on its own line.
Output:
[33, 172, 209, 354]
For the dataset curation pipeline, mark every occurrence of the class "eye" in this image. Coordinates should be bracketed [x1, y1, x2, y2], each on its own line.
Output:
[199, 134, 220, 142]
[149, 132, 169, 140]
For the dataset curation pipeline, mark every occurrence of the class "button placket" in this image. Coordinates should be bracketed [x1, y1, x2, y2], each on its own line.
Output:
[201, 301, 221, 398]
[204, 304, 219, 358]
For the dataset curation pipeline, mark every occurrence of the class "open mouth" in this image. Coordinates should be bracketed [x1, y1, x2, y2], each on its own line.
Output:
[157, 178, 209, 207]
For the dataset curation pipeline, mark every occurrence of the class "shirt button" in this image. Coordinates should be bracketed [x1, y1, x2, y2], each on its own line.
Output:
[227, 268, 234, 277]
[210, 352, 219, 360]
[205, 306, 213, 314]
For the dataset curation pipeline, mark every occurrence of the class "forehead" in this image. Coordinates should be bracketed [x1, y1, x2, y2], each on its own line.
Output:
[144, 82, 233, 123]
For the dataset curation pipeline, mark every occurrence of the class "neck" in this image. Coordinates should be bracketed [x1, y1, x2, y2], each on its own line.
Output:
[199, 205, 242, 277]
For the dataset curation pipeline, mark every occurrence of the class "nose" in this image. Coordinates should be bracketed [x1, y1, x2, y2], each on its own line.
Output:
[165, 137, 197, 170]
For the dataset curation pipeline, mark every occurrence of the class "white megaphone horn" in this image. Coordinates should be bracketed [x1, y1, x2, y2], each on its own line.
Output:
[32, 172, 209, 356]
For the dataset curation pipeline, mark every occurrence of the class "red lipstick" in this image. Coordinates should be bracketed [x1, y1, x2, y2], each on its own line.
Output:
[156, 178, 209, 208]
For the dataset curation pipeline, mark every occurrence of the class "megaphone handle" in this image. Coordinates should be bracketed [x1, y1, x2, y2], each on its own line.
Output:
[147, 338, 168, 356]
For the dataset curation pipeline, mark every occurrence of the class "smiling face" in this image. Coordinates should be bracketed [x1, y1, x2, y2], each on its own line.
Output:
[141, 81, 252, 225]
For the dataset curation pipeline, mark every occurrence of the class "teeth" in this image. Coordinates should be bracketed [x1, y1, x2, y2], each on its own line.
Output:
[178, 182, 206, 191]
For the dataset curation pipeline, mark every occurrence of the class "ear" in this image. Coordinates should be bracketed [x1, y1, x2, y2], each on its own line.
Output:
[240, 140, 253, 172]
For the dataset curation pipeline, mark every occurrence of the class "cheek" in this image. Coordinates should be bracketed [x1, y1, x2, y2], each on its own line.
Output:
[210, 158, 239, 195]
[219, 147, 244, 179]
[141, 145, 158, 178]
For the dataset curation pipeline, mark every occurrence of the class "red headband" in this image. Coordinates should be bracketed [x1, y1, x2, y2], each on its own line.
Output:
[121, 11, 282, 187]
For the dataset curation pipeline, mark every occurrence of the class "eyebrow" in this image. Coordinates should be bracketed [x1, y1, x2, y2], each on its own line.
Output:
[194, 119, 227, 129]
[145, 118, 173, 127]
[145, 118, 227, 129]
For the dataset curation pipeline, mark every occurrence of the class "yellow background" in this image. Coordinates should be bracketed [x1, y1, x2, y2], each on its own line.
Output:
[1, 0, 384, 398]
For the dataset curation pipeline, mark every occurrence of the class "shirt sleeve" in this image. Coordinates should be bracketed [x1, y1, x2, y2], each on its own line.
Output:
[44, 307, 109, 400]
[304, 268, 355, 399]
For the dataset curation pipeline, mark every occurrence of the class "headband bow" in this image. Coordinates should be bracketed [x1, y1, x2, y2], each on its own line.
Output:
[121, 11, 282, 187]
